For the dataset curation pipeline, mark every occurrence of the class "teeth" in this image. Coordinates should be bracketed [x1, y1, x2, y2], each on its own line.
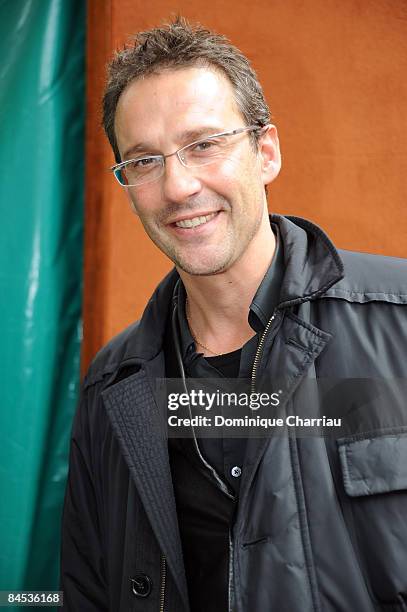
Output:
[175, 213, 217, 229]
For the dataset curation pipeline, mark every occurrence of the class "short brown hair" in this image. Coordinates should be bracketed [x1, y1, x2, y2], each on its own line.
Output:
[103, 17, 270, 162]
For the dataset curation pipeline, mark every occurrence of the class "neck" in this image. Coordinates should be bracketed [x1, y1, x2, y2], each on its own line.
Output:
[178, 212, 276, 356]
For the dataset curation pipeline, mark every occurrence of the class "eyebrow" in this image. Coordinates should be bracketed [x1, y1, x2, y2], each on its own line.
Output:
[122, 126, 225, 160]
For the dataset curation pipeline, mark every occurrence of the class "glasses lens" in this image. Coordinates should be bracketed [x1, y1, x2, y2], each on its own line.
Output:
[116, 158, 163, 186]
[183, 134, 236, 168]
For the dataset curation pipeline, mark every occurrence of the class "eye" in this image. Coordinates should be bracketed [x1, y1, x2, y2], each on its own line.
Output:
[194, 140, 216, 151]
[132, 157, 157, 168]
[123, 157, 161, 177]
[190, 138, 225, 155]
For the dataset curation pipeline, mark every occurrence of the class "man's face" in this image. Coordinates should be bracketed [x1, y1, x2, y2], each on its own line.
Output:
[114, 66, 280, 275]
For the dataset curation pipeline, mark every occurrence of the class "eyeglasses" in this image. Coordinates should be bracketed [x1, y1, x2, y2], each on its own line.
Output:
[110, 125, 267, 187]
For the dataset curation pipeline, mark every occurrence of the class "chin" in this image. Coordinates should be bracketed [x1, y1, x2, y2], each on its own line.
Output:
[158, 238, 238, 276]
[174, 254, 234, 277]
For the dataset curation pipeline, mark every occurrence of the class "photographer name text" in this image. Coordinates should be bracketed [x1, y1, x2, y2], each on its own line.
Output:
[168, 415, 342, 428]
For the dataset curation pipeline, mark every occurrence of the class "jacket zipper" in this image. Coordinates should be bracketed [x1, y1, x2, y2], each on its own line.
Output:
[223, 310, 276, 612]
[159, 555, 166, 612]
[251, 311, 276, 394]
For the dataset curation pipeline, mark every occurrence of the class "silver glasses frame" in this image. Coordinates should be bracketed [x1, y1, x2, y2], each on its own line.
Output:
[110, 124, 268, 187]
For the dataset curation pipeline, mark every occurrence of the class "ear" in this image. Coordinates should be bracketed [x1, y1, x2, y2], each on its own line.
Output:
[258, 124, 281, 186]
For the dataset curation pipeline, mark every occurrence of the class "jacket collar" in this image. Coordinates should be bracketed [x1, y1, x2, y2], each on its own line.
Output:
[276, 215, 344, 308]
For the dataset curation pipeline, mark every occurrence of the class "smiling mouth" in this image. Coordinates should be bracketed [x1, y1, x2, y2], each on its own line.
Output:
[174, 212, 218, 229]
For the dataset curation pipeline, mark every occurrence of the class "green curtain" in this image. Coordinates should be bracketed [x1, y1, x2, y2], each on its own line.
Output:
[0, 0, 85, 595]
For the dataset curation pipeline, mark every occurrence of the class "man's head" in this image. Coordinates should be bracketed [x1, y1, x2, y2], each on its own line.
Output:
[103, 17, 270, 164]
[103, 18, 281, 276]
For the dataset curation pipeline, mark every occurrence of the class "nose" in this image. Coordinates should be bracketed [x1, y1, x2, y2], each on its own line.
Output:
[160, 154, 202, 203]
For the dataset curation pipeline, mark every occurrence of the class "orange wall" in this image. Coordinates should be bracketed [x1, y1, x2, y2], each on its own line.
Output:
[83, 0, 407, 370]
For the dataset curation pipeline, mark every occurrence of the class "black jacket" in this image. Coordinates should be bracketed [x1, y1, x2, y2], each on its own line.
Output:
[61, 215, 407, 611]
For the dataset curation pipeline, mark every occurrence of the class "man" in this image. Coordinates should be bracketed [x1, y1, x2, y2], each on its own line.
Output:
[61, 17, 407, 612]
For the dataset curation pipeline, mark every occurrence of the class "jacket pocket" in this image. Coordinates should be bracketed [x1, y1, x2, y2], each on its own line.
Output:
[338, 430, 407, 497]
[337, 429, 407, 611]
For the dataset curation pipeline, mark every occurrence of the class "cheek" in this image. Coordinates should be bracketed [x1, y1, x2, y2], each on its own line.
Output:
[202, 159, 245, 194]
[216, 156, 243, 175]
[218, 150, 261, 181]
[126, 190, 139, 214]
[127, 189, 158, 220]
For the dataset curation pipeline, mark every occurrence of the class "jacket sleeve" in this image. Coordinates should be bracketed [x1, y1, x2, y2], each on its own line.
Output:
[60, 382, 108, 611]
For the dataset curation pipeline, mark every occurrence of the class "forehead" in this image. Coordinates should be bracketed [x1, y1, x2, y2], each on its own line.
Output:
[114, 66, 243, 153]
